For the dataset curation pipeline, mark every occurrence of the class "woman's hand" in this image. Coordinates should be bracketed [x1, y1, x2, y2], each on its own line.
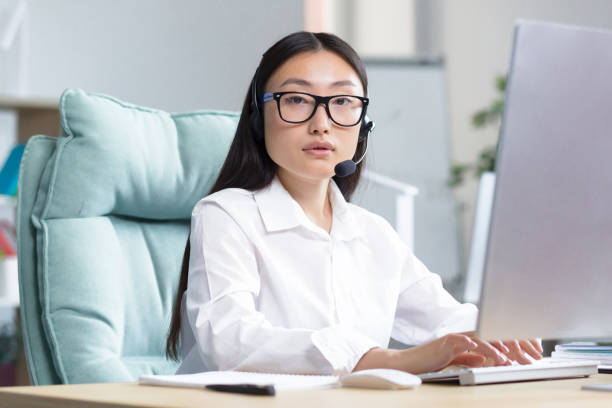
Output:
[353, 333, 544, 374]
[402, 333, 492, 373]
[354, 333, 496, 374]
[462, 332, 543, 365]
[489, 338, 543, 364]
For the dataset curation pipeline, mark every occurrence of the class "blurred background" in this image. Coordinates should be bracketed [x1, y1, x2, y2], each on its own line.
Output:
[1, 0, 612, 383]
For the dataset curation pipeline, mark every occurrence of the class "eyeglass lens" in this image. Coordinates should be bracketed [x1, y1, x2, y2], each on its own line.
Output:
[279, 93, 364, 126]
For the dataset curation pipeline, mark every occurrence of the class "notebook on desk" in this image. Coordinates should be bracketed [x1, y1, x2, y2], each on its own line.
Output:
[139, 369, 421, 392]
[418, 358, 599, 386]
[140, 371, 339, 392]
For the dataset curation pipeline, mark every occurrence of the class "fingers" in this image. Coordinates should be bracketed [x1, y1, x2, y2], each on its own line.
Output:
[519, 339, 543, 360]
[530, 338, 544, 353]
[450, 352, 486, 367]
[436, 335, 484, 371]
[472, 338, 511, 366]
[503, 340, 533, 364]
[490, 340, 510, 354]
[498, 339, 543, 364]
[444, 334, 478, 356]
[452, 334, 510, 366]
[442, 334, 544, 370]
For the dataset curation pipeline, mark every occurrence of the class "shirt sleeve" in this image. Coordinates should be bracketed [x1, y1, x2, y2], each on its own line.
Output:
[185, 200, 378, 376]
[391, 252, 479, 345]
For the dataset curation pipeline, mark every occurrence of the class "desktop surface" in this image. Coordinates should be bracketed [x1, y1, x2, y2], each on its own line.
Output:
[1, 375, 612, 408]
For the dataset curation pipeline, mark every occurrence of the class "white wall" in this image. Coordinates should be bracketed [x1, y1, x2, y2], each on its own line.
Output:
[7, 0, 612, 289]
[326, 0, 419, 57]
[325, 0, 465, 289]
[1, 0, 304, 171]
[352, 0, 416, 57]
[439, 0, 612, 253]
[25, 0, 303, 112]
[0, 0, 304, 320]
[323, 0, 612, 289]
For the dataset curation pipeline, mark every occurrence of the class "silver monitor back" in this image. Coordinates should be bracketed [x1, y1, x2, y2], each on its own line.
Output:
[464, 172, 496, 304]
[477, 21, 612, 340]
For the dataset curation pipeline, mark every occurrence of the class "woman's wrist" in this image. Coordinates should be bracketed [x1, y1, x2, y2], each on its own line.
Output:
[395, 345, 439, 374]
[352, 346, 434, 374]
[352, 347, 402, 372]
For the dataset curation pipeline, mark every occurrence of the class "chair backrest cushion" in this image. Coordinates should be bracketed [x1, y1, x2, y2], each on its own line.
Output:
[24, 88, 238, 383]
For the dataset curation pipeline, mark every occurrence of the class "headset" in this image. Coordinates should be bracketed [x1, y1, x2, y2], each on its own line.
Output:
[248, 70, 375, 143]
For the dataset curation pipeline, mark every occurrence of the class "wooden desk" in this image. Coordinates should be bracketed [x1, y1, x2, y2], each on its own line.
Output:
[0, 374, 611, 408]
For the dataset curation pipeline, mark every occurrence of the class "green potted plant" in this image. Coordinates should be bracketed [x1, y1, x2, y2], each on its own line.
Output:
[450, 75, 506, 187]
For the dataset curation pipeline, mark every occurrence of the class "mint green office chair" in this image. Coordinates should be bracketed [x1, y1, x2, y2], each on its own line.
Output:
[17, 89, 238, 384]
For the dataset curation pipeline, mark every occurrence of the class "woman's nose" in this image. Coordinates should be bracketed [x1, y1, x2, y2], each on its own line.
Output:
[308, 104, 331, 134]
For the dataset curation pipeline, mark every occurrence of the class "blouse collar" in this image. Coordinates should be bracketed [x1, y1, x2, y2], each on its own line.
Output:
[253, 176, 363, 241]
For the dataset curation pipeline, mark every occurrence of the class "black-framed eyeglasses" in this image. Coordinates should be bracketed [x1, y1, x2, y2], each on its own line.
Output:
[261, 91, 369, 127]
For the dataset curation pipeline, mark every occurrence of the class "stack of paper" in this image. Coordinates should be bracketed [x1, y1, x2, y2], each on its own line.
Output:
[551, 343, 612, 365]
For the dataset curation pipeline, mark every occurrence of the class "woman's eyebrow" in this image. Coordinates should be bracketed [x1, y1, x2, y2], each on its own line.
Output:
[279, 78, 358, 88]
[279, 78, 311, 87]
[330, 80, 358, 88]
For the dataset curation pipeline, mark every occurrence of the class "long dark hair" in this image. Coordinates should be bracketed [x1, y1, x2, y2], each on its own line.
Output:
[166, 31, 369, 361]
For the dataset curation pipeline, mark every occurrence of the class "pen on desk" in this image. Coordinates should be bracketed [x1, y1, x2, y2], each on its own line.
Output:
[205, 383, 276, 396]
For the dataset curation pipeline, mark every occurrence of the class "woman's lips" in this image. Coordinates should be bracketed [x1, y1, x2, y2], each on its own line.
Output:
[303, 141, 334, 157]
[303, 147, 333, 157]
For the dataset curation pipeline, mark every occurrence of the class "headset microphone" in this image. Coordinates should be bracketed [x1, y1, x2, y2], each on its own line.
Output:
[334, 140, 369, 177]
[334, 119, 374, 177]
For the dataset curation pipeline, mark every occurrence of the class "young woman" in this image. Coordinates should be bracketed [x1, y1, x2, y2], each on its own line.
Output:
[166, 31, 543, 376]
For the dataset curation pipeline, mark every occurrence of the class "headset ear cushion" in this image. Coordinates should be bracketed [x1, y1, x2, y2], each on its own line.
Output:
[359, 119, 373, 142]
[250, 111, 264, 141]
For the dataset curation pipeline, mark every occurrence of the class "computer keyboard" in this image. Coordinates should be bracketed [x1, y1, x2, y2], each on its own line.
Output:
[418, 358, 599, 385]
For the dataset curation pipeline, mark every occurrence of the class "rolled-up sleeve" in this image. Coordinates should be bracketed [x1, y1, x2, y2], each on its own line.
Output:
[391, 253, 478, 345]
[185, 201, 377, 375]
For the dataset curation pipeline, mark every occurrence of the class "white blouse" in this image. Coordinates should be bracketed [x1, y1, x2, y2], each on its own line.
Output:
[177, 176, 477, 376]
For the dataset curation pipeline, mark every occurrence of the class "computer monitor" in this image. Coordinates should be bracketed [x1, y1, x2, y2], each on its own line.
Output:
[463, 172, 495, 304]
[476, 21, 612, 341]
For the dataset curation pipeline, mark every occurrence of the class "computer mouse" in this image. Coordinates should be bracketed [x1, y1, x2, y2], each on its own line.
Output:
[340, 368, 422, 390]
